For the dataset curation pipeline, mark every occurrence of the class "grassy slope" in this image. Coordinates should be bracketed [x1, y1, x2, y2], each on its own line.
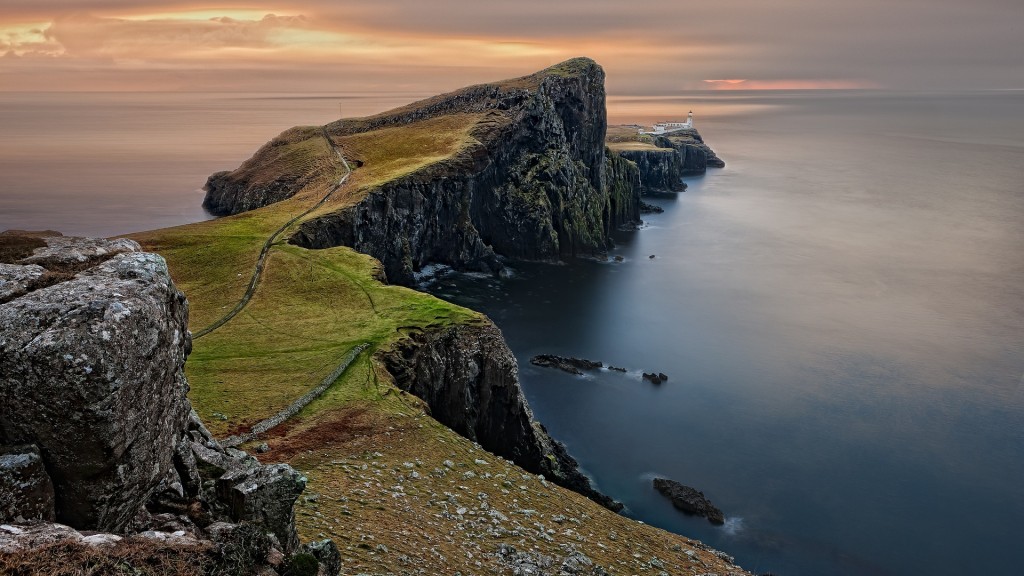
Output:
[130, 73, 749, 575]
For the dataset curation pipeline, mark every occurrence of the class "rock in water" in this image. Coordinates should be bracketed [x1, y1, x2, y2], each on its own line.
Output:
[653, 478, 725, 525]
[0, 237, 191, 532]
[530, 354, 604, 375]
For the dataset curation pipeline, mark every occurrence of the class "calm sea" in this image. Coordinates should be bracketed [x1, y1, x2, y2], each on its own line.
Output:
[2, 90, 1023, 575]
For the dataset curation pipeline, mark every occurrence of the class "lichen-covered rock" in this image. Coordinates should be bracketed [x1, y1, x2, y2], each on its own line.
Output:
[18, 235, 142, 273]
[378, 321, 622, 511]
[0, 263, 46, 303]
[0, 445, 56, 523]
[0, 234, 324, 562]
[149, 409, 306, 553]
[0, 246, 191, 532]
[0, 522, 85, 553]
[298, 539, 341, 576]
[222, 464, 305, 553]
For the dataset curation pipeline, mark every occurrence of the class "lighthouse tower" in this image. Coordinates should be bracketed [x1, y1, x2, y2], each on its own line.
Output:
[685, 110, 694, 128]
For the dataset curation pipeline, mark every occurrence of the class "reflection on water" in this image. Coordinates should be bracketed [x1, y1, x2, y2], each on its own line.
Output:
[426, 91, 1024, 576]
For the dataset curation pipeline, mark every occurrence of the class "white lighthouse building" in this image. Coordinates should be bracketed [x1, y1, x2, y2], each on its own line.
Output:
[640, 111, 694, 135]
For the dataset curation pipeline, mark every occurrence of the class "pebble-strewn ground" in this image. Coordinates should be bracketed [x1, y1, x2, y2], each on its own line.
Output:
[274, 401, 750, 576]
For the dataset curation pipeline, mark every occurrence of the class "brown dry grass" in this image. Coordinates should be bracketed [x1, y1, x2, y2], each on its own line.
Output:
[0, 234, 46, 264]
[0, 538, 211, 576]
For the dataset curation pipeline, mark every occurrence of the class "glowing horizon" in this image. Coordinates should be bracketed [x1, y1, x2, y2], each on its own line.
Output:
[1, 2, 1020, 93]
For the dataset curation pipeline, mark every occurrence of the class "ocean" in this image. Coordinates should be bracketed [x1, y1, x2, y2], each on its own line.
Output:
[2, 89, 1022, 575]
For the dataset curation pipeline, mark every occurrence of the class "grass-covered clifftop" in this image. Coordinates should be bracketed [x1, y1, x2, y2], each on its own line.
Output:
[130, 59, 749, 575]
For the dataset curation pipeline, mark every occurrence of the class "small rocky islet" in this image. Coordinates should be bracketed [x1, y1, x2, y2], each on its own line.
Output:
[1, 58, 743, 575]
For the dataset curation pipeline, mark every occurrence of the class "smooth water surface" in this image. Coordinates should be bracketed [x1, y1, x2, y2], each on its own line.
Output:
[0, 91, 425, 236]
[427, 91, 1024, 575]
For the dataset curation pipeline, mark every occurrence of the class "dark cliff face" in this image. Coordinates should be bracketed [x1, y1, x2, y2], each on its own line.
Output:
[654, 131, 725, 175]
[615, 149, 685, 193]
[377, 321, 622, 511]
[603, 151, 642, 232]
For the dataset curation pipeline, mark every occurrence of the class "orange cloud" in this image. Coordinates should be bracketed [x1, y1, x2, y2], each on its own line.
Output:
[704, 78, 875, 90]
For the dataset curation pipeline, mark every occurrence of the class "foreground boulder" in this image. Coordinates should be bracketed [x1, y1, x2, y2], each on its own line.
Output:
[653, 477, 725, 525]
[0, 233, 327, 570]
[0, 235, 190, 531]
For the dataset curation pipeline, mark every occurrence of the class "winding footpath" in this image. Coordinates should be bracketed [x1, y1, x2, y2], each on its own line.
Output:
[193, 128, 352, 340]
[190, 128, 369, 444]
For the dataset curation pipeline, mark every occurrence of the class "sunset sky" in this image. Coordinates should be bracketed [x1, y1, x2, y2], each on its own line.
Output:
[1, 0, 1021, 93]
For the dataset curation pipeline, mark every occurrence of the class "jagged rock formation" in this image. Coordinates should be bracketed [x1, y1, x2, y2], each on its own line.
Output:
[603, 151, 643, 230]
[204, 58, 643, 285]
[378, 322, 622, 512]
[606, 126, 724, 194]
[653, 131, 725, 175]
[530, 354, 604, 375]
[616, 148, 686, 193]
[0, 233, 333, 572]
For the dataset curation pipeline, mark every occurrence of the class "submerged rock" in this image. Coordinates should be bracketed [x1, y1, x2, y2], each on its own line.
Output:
[653, 478, 724, 525]
[530, 354, 604, 375]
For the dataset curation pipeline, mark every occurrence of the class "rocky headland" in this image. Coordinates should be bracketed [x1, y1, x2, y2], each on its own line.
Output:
[204, 58, 644, 285]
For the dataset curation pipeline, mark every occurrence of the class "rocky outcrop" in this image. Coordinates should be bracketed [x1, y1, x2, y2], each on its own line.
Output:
[203, 126, 330, 216]
[654, 131, 725, 175]
[0, 235, 191, 532]
[0, 445, 55, 523]
[378, 321, 622, 512]
[616, 148, 686, 193]
[653, 478, 724, 525]
[0, 234, 328, 569]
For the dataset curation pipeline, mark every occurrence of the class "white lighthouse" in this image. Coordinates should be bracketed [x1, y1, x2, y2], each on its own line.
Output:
[639, 111, 695, 135]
